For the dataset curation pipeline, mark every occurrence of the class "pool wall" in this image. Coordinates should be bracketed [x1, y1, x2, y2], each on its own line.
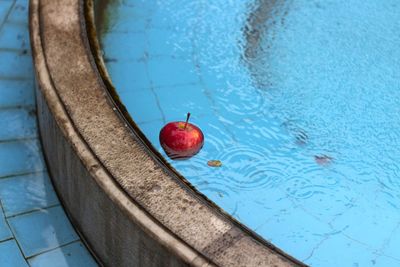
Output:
[30, 0, 305, 266]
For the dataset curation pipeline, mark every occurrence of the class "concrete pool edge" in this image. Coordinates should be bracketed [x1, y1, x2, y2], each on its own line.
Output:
[30, 0, 306, 266]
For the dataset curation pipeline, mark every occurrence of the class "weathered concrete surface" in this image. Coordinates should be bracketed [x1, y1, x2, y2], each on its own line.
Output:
[30, 0, 306, 266]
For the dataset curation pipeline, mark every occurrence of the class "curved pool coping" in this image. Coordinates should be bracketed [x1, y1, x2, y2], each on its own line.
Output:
[30, 0, 306, 266]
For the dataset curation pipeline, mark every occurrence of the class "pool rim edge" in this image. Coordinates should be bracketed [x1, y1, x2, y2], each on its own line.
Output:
[30, 0, 307, 266]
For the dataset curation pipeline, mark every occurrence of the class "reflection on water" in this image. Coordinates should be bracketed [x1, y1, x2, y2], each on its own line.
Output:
[96, 0, 400, 266]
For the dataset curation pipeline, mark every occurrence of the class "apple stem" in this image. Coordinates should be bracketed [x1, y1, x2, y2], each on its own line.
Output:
[184, 112, 191, 129]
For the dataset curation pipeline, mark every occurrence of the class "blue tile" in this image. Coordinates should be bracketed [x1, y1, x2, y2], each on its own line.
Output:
[155, 84, 213, 120]
[0, 80, 34, 107]
[0, 51, 33, 78]
[102, 31, 147, 61]
[306, 234, 380, 267]
[103, 1, 153, 33]
[8, 206, 79, 257]
[0, 172, 59, 217]
[0, 139, 46, 178]
[291, 180, 357, 223]
[211, 86, 267, 123]
[119, 89, 163, 123]
[374, 256, 400, 267]
[28, 241, 98, 267]
[147, 57, 199, 88]
[0, 2, 97, 265]
[0, 2, 13, 26]
[0, 22, 29, 50]
[0, 239, 28, 267]
[331, 197, 400, 249]
[227, 116, 289, 150]
[0, 108, 37, 141]
[197, 62, 228, 93]
[148, 7, 177, 29]
[147, 28, 182, 57]
[383, 226, 400, 260]
[6, 0, 28, 24]
[137, 119, 164, 150]
[106, 60, 150, 92]
[105, 12, 147, 34]
[115, 1, 153, 19]
[0, 207, 12, 242]
[241, 190, 293, 226]
[257, 207, 333, 261]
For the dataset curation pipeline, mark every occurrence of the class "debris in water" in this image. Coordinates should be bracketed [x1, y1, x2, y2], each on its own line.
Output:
[314, 155, 333, 166]
[207, 160, 222, 167]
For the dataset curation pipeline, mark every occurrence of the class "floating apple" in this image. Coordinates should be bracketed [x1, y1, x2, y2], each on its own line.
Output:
[159, 113, 204, 160]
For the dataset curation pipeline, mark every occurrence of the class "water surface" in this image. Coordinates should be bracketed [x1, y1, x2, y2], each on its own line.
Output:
[96, 1, 400, 266]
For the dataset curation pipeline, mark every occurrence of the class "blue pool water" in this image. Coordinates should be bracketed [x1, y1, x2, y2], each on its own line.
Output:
[96, 0, 400, 266]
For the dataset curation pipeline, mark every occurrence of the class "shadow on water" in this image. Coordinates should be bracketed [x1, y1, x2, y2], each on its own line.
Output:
[243, 1, 336, 164]
[243, 0, 291, 90]
[244, 0, 281, 59]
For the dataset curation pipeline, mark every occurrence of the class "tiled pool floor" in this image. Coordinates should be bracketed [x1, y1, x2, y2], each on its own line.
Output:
[97, 0, 400, 266]
[0, 0, 97, 266]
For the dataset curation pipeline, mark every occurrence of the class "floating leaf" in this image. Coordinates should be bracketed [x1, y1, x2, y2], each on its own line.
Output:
[207, 160, 222, 167]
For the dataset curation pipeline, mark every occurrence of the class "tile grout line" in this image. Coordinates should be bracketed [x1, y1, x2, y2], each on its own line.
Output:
[373, 221, 400, 262]
[0, 0, 16, 33]
[1, 20, 28, 27]
[6, 216, 33, 262]
[26, 239, 81, 261]
[0, 49, 35, 56]
[189, 6, 238, 144]
[0, 136, 40, 144]
[4, 203, 78, 262]
[0, 170, 47, 180]
[142, 12, 168, 124]
[0, 199, 13, 242]
[0, 48, 30, 54]
[0, 197, 29, 265]
[5, 203, 61, 220]
[0, 104, 36, 111]
[0, 76, 33, 81]
[0, 237, 14, 244]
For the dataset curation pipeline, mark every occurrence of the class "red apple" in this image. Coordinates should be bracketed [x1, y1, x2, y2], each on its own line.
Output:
[159, 113, 204, 159]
